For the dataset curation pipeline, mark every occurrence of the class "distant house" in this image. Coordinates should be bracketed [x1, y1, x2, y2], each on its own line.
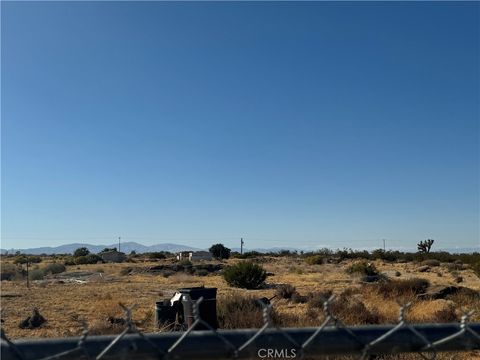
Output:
[190, 251, 213, 261]
[176, 251, 213, 262]
[100, 250, 126, 263]
[176, 251, 191, 261]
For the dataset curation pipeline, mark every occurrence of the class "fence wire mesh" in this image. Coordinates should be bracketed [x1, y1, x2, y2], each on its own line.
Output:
[1, 296, 479, 360]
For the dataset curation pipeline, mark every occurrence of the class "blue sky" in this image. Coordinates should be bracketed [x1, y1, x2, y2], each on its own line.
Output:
[1, 2, 479, 251]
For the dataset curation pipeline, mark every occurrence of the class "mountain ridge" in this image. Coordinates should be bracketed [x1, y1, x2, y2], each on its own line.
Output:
[1, 242, 478, 255]
[0, 242, 201, 255]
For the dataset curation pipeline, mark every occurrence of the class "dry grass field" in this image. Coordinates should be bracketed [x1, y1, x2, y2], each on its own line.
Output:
[1, 256, 479, 341]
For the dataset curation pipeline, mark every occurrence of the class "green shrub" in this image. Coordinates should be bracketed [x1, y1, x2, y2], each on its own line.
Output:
[0, 264, 22, 280]
[74, 254, 102, 265]
[74, 256, 88, 265]
[223, 261, 267, 289]
[147, 252, 166, 260]
[13, 255, 42, 264]
[29, 269, 45, 280]
[209, 244, 231, 260]
[64, 257, 76, 266]
[43, 263, 66, 275]
[86, 254, 102, 264]
[371, 249, 399, 262]
[232, 251, 263, 259]
[73, 247, 90, 257]
[346, 261, 378, 276]
[305, 255, 323, 265]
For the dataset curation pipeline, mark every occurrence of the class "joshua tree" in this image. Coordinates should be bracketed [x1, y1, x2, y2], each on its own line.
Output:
[417, 239, 434, 253]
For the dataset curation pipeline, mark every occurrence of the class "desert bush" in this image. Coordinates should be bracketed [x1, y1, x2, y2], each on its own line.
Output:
[232, 251, 263, 259]
[291, 292, 309, 304]
[29, 269, 45, 280]
[13, 255, 42, 264]
[217, 294, 264, 329]
[346, 261, 378, 276]
[75, 254, 102, 265]
[43, 263, 66, 275]
[371, 249, 399, 262]
[86, 254, 103, 264]
[96, 268, 105, 273]
[329, 295, 380, 325]
[340, 248, 372, 261]
[305, 255, 323, 265]
[178, 260, 192, 266]
[432, 307, 458, 323]
[421, 259, 440, 267]
[147, 252, 166, 260]
[74, 256, 88, 265]
[446, 262, 465, 272]
[194, 269, 209, 277]
[64, 257, 76, 266]
[376, 278, 429, 298]
[306, 290, 333, 309]
[275, 284, 296, 299]
[73, 247, 90, 257]
[222, 261, 267, 289]
[472, 262, 480, 278]
[0, 264, 23, 280]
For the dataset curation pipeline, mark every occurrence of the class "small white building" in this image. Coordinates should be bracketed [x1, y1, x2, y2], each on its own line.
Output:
[176, 251, 213, 262]
[176, 251, 191, 261]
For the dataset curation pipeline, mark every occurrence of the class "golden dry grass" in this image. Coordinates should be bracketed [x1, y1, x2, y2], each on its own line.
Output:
[1, 257, 479, 342]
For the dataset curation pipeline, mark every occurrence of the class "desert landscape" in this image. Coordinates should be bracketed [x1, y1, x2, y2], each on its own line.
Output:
[1, 248, 479, 343]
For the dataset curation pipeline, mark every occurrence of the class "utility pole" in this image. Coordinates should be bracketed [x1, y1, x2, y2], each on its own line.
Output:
[26, 259, 29, 289]
[382, 239, 386, 252]
[118, 237, 121, 253]
[240, 238, 244, 255]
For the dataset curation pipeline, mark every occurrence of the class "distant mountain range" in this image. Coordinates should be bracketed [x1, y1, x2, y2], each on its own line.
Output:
[0, 242, 477, 255]
[0, 242, 201, 255]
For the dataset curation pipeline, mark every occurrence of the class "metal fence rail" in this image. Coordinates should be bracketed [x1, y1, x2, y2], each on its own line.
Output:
[1, 297, 479, 360]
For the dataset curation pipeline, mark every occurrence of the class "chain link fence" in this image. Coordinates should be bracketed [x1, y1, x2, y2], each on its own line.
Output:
[1, 296, 479, 360]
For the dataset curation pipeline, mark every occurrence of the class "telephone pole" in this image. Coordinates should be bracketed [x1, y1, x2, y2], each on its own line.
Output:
[118, 237, 121, 253]
[26, 259, 29, 289]
[240, 238, 244, 254]
[382, 239, 386, 252]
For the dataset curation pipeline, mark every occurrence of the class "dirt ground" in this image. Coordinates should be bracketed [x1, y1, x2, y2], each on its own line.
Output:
[1, 257, 479, 341]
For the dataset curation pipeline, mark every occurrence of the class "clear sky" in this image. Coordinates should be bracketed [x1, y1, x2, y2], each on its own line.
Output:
[1, 2, 479, 251]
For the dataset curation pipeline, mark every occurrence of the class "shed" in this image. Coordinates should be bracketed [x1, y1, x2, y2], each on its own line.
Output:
[176, 251, 190, 261]
[100, 250, 127, 263]
[189, 251, 213, 262]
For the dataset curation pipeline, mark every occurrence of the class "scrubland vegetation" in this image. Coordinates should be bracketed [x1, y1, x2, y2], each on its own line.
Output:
[1, 246, 479, 358]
